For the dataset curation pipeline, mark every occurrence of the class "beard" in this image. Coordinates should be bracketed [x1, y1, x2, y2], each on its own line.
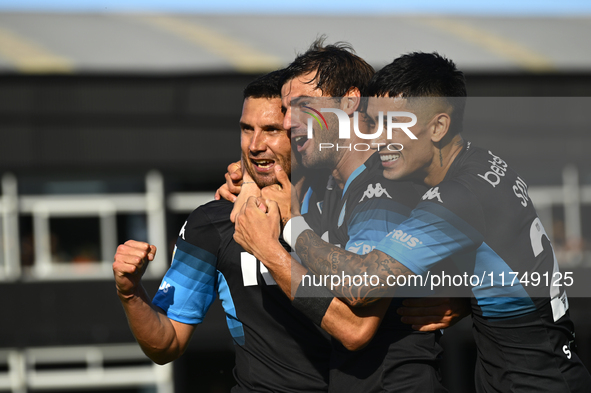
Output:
[241, 151, 290, 188]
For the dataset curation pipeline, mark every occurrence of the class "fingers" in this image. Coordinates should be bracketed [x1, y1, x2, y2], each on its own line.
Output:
[399, 314, 452, 331]
[246, 195, 262, 211]
[265, 198, 280, 218]
[113, 259, 140, 276]
[229, 161, 243, 181]
[122, 240, 156, 258]
[115, 241, 155, 267]
[274, 165, 290, 189]
[410, 322, 448, 332]
[113, 240, 156, 297]
[240, 196, 274, 217]
[218, 183, 237, 203]
[255, 197, 268, 213]
[148, 244, 157, 260]
[397, 297, 459, 331]
[122, 240, 154, 256]
[397, 304, 452, 317]
[225, 166, 243, 196]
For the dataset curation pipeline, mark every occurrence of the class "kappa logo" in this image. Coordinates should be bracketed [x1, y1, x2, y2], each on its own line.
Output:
[422, 187, 443, 203]
[179, 221, 187, 240]
[359, 183, 392, 202]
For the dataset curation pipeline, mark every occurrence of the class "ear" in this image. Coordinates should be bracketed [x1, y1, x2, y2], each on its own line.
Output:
[430, 113, 451, 143]
[340, 87, 361, 115]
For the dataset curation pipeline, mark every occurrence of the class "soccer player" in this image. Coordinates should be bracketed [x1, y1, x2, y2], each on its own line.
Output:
[234, 53, 591, 392]
[112, 70, 388, 392]
[233, 40, 460, 393]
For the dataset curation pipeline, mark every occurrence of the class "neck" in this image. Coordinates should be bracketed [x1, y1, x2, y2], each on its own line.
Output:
[331, 149, 374, 189]
[292, 175, 308, 204]
[423, 134, 465, 187]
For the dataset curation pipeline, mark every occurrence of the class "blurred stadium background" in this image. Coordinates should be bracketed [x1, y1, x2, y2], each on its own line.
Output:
[1, 1, 591, 392]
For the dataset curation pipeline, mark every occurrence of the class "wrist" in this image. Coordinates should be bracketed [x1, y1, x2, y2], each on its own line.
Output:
[283, 216, 312, 248]
[117, 287, 142, 302]
[256, 240, 289, 267]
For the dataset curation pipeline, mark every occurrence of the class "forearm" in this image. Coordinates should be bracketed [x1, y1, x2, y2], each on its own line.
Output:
[254, 240, 387, 350]
[118, 287, 185, 364]
[295, 230, 412, 306]
[320, 297, 390, 351]
[251, 238, 303, 299]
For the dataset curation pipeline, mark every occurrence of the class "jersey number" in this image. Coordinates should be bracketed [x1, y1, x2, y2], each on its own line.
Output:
[529, 217, 568, 322]
[240, 252, 277, 287]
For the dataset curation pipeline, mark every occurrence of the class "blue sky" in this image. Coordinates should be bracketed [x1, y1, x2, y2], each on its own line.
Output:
[0, 0, 590, 15]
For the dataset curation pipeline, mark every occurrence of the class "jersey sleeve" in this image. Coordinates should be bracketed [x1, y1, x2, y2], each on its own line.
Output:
[153, 207, 220, 325]
[375, 181, 486, 275]
[346, 197, 413, 255]
[301, 186, 323, 234]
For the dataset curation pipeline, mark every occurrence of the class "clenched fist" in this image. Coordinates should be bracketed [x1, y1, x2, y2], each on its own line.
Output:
[113, 240, 157, 299]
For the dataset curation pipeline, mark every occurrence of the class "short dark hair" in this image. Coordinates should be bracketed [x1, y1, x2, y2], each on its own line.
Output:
[280, 36, 374, 97]
[366, 52, 466, 134]
[243, 69, 285, 99]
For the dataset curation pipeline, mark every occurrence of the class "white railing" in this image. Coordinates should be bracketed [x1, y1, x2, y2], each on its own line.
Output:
[0, 344, 173, 393]
[0, 171, 213, 282]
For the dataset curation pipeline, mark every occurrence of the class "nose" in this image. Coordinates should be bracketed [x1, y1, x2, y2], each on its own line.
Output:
[249, 129, 267, 154]
[283, 106, 292, 131]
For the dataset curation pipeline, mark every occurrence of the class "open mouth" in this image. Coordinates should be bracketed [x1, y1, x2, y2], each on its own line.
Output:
[293, 135, 310, 152]
[251, 159, 275, 172]
[380, 153, 400, 165]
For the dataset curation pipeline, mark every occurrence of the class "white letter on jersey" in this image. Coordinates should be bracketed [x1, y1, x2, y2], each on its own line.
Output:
[529, 217, 568, 321]
[159, 281, 171, 293]
[241, 252, 258, 286]
[241, 252, 277, 287]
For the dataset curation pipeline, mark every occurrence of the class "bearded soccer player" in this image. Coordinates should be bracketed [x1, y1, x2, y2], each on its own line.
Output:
[113, 70, 389, 392]
[234, 53, 591, 392]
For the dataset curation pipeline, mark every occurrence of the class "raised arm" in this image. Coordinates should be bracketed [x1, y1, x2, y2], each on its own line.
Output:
[113, 240, 195, 364]
[234, 197, 390, 350]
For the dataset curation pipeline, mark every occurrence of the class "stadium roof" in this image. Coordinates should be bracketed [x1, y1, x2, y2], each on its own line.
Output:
[0, 13, 590, 74]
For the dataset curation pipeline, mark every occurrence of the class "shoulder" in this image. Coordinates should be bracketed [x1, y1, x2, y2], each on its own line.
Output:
[354, 176, 422, 210]
[415, 180, 487, 235]
[450, 144, 528, 208]
[180, 199, 233, 253]
[452, 144, 514, 188]
[187, 199, 233, 225]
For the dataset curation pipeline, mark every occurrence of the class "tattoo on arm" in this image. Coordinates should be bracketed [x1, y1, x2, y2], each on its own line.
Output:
[295, 230, 413, 306]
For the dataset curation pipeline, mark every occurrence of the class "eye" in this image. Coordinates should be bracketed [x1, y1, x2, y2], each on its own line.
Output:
[298, 101, 310, 109]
